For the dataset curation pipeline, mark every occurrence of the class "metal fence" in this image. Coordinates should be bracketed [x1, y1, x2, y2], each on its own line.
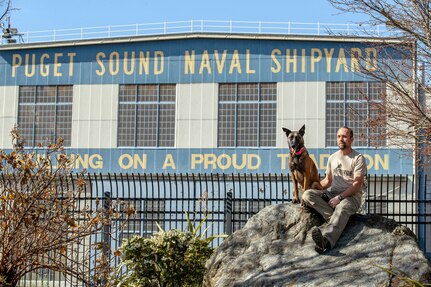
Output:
[9, 20, 391, 45]
[5, 173, 430, 286]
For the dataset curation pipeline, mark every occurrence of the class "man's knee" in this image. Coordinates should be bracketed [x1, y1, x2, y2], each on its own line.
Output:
[302, 189, 318, 204]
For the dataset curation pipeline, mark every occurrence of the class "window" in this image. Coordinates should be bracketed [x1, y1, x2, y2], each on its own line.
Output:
[326, 82, 386, 147]
[218, 83, 277, 147]
[18, 86, 73, 147]
[118, 84, 176, 147]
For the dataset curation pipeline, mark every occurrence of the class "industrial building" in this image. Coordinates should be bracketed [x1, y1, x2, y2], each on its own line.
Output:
[0, 28, 413, 175]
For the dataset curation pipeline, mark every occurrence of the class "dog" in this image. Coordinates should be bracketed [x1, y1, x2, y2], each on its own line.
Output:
[282, 125, 323, 204]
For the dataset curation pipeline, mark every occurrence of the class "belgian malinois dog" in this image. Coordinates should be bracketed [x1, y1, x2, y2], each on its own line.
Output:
[282, 125, 323, 204]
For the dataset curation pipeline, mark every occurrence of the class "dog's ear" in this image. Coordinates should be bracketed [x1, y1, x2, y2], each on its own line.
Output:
[298, 125, 305, 136]
[282, 127, 291, 135]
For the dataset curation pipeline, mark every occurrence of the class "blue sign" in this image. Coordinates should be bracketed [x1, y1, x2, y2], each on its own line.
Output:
[11, 148, 412, 175]
[0, 38, 410, 85]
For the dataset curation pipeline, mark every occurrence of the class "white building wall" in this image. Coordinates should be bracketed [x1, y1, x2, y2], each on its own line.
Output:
[0, 86, 18, 149]
[176, 83, 218, 148]
[71, 84, 118, 148]
[277, 81, 326, 149]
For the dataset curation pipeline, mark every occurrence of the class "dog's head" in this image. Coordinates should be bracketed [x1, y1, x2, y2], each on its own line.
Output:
[282, 125, 306, 154]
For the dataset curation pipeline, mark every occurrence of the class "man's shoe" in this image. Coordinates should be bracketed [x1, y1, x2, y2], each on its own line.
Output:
[311, 227, 330, 254]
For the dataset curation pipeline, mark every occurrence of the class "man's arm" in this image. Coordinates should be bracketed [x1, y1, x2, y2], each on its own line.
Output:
[328, 174, 364, 208]
[320, 173, 332, 190]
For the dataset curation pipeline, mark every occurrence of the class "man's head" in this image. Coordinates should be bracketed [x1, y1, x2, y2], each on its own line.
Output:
[337, 126, 353, 151]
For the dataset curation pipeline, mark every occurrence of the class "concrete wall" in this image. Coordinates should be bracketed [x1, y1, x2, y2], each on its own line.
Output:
[176, 83, 218, 148]
[277, 81, 326, 149]
[0, 86, 18, 148]
[71, 84, 118, 148]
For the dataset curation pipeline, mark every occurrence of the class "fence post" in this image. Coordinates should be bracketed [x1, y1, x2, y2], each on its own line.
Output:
[101, 191, 112, 286]
[225, 190, 233, 235]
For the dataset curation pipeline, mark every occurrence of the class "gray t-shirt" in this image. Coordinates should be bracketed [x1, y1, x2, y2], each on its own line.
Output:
[326, 149, 367, 193]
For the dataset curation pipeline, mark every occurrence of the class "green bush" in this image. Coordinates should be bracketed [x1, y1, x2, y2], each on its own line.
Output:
[114, 213, 227, 287]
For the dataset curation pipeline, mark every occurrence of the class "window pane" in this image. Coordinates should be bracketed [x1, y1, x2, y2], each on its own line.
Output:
[218, 103, 236, 147]
[118, 103, 136, 147]
[237, 103, 259, 147]
[238, 83, 258, 102]
[218, 83, 276, 147]
[119, 84, 176, 147]
[326, 82, 386, 147]
[18, 86, 73, 147]
[259, 103, 276, 147]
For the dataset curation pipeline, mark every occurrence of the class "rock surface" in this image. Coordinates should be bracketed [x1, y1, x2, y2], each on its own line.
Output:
[204, 203, 431, 287]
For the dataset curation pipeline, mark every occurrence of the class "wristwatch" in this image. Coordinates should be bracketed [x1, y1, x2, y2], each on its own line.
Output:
[337, 194, 345, 201]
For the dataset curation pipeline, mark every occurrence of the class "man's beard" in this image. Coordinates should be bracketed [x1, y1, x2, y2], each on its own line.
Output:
[338, 142, 346, 149]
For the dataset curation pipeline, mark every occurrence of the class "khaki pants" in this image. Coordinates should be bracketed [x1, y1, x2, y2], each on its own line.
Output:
[302, 189, 362, 248]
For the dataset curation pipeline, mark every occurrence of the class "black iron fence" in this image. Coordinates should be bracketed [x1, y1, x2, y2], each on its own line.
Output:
[3, 173, 430, 286]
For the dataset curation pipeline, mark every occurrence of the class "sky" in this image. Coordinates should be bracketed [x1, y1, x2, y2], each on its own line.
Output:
[7, 0, 368, 33]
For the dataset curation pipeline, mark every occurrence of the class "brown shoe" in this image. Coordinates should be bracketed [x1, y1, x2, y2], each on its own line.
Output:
[312, 227, 330, 254]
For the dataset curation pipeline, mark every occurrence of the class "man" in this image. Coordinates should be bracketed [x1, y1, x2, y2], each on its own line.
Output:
[302, 126, 367, 254]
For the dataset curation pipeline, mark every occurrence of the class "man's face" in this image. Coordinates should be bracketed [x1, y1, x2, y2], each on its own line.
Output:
[337, 128, 353, 150]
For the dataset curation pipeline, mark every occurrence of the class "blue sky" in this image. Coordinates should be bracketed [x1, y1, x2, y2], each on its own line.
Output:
[9, 0, 367, 33]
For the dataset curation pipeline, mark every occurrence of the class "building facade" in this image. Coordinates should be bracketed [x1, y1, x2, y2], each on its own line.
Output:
[0, 32, 413, 175]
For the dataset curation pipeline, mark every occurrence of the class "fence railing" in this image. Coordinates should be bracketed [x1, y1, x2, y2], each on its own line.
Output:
[3, 173, 429, 286]
[8, 20, 392, 45]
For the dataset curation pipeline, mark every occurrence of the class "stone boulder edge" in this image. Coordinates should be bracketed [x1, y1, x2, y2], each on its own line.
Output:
[203, 203, 431, 287]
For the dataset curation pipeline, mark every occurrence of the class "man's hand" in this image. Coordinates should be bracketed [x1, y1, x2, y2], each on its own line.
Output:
[328, 196, 341, 208]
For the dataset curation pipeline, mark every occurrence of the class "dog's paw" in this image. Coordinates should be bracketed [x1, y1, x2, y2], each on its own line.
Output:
[292, 198, 300, 204]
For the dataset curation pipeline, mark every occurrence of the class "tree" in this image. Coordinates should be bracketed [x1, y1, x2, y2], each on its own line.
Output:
[0, 0, 12, 23]
[328, 0, 431, 161]
[0, 127, 131, 287]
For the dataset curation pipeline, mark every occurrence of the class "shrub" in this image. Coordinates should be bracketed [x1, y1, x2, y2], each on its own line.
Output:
[114, 213, 227, 287]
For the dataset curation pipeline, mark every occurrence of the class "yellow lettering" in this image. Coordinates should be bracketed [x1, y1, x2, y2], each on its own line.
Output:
[311, 48, 322, 73]
[118, 154, 147, 170]
[324, 48, 334, 73]
[246, 49, 255, 74]
[301, 49, 306, 73]
[68, 52, 76, 76]
[191, 154, 203, 169]
[12, 54, 22, 77]
[363, 154, 374, 170]
[319, 154, 330, 170]
[199, 50, 211, 74]
[204, 154, 217, 169]
[40, 54, 50, 77]
[184, 50, 195, 74]
[95, 52, 106, 76]
[229, 50, 242, 74]
[24, 54, 35, 77]
[139, 51, 150, 75]
[89, 154, 103, 169]
[154, 51, 164, 75]
[366, 48, 377, 71]
[374, 154, 389, 170]
[217, 154, 231, 170]
[247, 154, 261, 170]
[109, 51, 120, 75]
[271, 49, 281, 73]
[350, 48, 362, 72]
[232, 154, 247, 170]
[162, 154, 176, 169]
[286, 49, 297, 73]
[277, 154, 289, 169]
[54, 53, 63, 77]
[214, 50, 227, 73]
[124, 51, 135, 75]
[336, 48, 348, 72]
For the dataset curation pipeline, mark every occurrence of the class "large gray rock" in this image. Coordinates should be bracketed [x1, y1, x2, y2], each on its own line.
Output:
[204, 203, 431, 287]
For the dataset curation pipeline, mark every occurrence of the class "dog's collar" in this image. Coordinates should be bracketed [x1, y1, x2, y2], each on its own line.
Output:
[291, 146, 305, 156]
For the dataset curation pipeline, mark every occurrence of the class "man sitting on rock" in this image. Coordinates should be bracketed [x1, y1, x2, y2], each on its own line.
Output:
[302, 126, 367, 254]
